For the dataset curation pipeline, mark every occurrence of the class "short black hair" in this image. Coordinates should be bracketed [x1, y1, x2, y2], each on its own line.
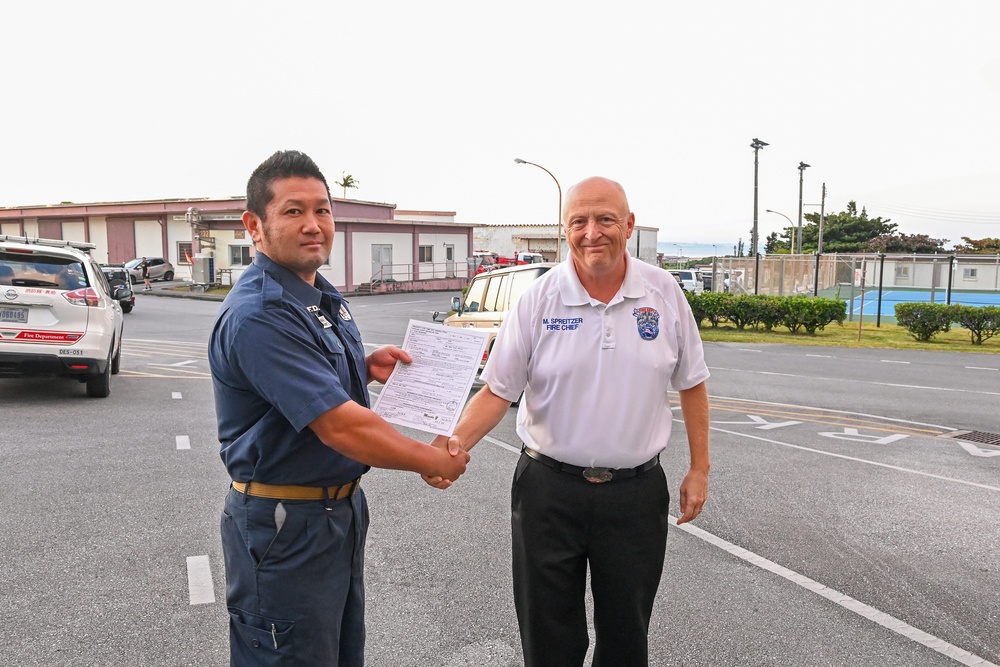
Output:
[246, 150, 332, 221]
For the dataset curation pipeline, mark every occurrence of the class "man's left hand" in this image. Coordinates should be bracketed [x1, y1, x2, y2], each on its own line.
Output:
[676, 467, 708, 524]
[366, 345, 411, 384]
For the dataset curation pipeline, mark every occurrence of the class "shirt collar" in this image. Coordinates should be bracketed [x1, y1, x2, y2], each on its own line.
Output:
[557, 250, 643, 306]
[252, 252, 343, 309]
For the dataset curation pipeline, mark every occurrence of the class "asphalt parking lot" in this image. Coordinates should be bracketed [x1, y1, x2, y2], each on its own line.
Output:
[1, 290, 997, 666]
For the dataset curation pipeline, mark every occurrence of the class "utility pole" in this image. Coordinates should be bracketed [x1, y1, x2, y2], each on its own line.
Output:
[750, 138, 768, 294]
[797, 162, 810, 254]
[817, 183, 827, 254]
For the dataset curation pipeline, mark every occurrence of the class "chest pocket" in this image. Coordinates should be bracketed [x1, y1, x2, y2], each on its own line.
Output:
[316, 317, 369, 406]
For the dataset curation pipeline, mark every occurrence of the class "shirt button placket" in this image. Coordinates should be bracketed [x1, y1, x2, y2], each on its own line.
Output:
[601, 308, 615, 349]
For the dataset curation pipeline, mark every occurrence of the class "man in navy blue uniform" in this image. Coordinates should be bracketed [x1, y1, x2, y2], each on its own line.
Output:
[210, 150, 468, 665]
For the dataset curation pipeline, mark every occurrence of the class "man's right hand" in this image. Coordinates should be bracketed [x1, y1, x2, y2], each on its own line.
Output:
[423, 435, 467, 489]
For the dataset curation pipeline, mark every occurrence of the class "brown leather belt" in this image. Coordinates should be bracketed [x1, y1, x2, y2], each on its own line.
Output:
[522, 446, 659, 483]
[231, 478, 361, 501]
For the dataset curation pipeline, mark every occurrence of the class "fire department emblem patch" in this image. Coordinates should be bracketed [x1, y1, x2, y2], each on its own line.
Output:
[632, 307, 660, 341]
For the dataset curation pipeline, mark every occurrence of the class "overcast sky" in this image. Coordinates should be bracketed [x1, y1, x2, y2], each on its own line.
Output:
[2, 1, 998, 251]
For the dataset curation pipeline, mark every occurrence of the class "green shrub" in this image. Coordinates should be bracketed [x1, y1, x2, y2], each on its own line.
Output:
[683, 289, 707, 327]
[895, 302, 953, 341]
[755, 296, 786, 331]
[780, 296, 847, 334]
[699, 292, 732, 328]
[951, 305, 1000, 345]
[725, 295, 761, 330]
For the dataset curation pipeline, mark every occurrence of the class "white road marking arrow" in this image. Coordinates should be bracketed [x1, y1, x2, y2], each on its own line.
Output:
[818, 428, 909, 445]
[711, 414, 802, 430]
[958, 441, 1000, 458]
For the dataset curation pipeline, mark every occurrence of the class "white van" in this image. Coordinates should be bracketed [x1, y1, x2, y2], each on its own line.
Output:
[438, 262, 554, 371]
[669, 269, 704, 294]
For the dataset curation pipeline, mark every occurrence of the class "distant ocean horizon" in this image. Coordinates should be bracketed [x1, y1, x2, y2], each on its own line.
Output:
[656, 241, 733, 258]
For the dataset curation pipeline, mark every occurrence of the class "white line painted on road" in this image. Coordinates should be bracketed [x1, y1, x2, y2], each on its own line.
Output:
[806, 354, 833, 358]
[483, 435, 521, 454]
[965, 366, 998, 371]
[186, 555, 216, 605]
[708, 367, 1000, 397]
[367, 299, 428, 306]
[176, 435, 191, 450]
[958, 441, 1000, 458]
[172, 392, 182, 399]
[669, 517, 998, 667]
[709, 426, 1000, 492]
[709, 394, 954, 431]
[166, 359, 197, 367]
[880, 359, 910, 364]
[738, 348, 762, 352]
[482, 434, 998, 666]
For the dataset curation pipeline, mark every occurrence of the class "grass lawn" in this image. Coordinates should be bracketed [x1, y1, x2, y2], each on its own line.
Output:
[698, 321, 1000, 354]
[174, 285, 999, 355]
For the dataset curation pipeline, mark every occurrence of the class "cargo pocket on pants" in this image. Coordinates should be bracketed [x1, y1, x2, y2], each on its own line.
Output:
[229, 606, 294, 664]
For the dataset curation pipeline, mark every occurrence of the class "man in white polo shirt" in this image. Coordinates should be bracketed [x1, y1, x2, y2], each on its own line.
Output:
[430, 176, 710, 667]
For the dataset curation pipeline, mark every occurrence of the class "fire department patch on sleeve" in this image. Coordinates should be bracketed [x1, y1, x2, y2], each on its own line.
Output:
[632, 307, 660, 340]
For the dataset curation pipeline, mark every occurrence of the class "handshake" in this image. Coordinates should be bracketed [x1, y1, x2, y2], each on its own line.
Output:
[422, 434, 468, 490]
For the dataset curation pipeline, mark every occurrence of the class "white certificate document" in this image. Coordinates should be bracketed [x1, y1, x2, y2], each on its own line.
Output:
[372, 319, 490, 436]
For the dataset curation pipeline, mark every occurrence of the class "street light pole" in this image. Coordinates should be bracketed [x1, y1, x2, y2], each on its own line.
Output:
[673, 244, 683, 268]
[765, 209, 793, 251]
[514, 158, 562, 262]
[797, 161, 810, 254]
[750, 138, 768, 294]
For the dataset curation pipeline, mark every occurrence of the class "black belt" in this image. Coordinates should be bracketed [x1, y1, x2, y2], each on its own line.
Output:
[522, 446, 659, 484]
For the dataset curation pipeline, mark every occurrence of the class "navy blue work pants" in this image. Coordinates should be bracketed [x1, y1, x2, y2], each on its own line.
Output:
[511, 453, 670, 667]
[221, 485, 369, 666]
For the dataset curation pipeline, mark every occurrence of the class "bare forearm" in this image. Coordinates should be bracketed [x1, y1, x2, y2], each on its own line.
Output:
[452, 384, 512, 451]
[678, 381, 710, 472]
[310, 402, 458, 478]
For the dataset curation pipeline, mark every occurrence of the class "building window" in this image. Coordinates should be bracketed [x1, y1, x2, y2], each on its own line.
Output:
[177, 242, 193, 265]
[895, 266, 910, 279]
[230, 245, 253, 266]
[963, 268, 978, 280]
[418, 245, 434, 263]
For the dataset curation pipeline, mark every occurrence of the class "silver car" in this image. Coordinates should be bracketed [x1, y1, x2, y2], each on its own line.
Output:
[125, 257, 175, 283]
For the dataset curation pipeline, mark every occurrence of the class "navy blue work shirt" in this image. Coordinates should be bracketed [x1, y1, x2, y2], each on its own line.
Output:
[209, 252, 370, 487]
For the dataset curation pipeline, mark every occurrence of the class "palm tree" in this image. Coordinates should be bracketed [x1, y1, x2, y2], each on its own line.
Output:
[335, 172, 360, 199]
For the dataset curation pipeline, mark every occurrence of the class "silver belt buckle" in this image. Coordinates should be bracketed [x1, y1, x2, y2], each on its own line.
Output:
[583, 467, 613, 483]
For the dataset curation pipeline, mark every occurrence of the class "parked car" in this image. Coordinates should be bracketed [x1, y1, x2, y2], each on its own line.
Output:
[101, 264, 135, 313]
[0, 235, 129, 397]
[125, 257, 175, 283]
[669, 269, 704, 294]
[436, 262, 554, 373]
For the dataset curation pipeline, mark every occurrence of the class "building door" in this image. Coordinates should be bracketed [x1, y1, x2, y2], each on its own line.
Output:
[444, 244, 456, 277]
[106, 219, 136, 264]
[371, 244, 392, 282]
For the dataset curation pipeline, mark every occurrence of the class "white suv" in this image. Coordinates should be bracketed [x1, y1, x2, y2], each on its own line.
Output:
[0, 235, 130, 397]
[669, 269, 704, 294]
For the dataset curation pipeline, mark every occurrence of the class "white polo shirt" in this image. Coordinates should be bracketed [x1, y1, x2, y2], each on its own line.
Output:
[481, 253, 710, 468]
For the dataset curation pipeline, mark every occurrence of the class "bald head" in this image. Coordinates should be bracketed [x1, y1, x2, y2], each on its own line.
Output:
[562, 177, 630, 223]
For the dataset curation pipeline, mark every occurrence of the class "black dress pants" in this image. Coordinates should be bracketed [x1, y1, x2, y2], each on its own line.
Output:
[511, 452, 670, 667]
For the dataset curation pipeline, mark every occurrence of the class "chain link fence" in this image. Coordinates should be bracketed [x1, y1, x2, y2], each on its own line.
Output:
[705, 253, 1000, 322]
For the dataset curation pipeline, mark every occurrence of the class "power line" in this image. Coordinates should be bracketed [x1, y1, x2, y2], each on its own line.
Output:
[863, 200, 1000, 225]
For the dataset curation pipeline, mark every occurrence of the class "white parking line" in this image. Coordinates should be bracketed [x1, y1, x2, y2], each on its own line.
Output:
[709, 425, 1000, 492]
[186, 555, 216, 605]
[176, 435, 190, 450]
[670, 518, 998, 667]
[484, 435, 999, 666]
[172, 392, 182, 399]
